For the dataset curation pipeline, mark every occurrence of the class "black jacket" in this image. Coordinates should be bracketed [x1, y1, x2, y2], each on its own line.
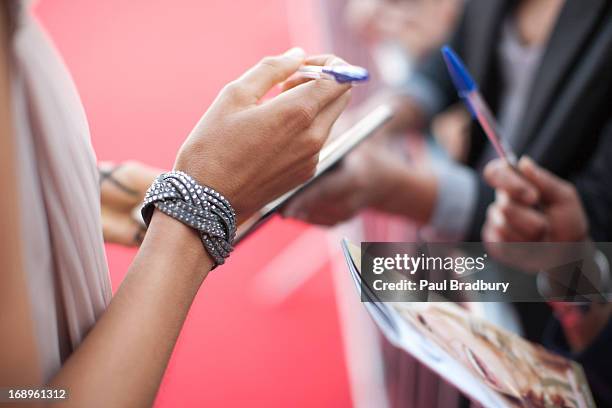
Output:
[574, 121, 612, 241]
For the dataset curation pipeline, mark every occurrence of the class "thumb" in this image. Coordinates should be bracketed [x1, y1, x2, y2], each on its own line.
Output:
[518, 156, 568, 203]
[233, 47, 306, 103]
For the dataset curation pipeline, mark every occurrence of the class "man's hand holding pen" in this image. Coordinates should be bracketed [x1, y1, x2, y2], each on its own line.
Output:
[482, 156, 588, 243]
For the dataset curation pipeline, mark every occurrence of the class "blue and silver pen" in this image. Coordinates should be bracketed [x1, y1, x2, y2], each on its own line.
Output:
[441, 46, 518, 167]
[298, 64, 369, 84]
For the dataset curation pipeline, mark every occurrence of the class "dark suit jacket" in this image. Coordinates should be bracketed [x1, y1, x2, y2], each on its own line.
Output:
[544, 315, 612, 407]
[416, 0, 612, 241]
[575, 121, 612, 241]
[540, 122, 612, 407]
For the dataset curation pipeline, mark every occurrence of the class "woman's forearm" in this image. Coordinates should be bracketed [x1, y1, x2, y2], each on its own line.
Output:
[7, 49, 352, 406]
[49, 211, 213, 407]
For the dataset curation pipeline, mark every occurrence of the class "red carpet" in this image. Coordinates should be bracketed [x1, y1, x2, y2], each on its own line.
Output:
[34, 1, 352, 406]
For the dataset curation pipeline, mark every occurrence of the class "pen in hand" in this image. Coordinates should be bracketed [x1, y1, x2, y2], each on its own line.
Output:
[441, 45, 549, 214]
[298, 64, 369, 84]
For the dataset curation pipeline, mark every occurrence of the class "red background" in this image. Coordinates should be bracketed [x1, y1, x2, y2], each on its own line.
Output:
[33, 1, 352, 406]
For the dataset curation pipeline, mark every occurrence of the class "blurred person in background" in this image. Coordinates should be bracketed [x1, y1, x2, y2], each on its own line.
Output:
[317, 2, 470, 408]
[287, 0, 612, 260]
[344, 0, 462, 72]
[342, 0, 471, 161]
[481, 121, 612, 405]
[286, 0, 612, 387]
[0, 1, 353, 406]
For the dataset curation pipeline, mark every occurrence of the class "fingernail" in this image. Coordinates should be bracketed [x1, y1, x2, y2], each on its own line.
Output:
[491, 207, 504, 226]
[520, 156, 536, 172]
[284, 47, 305, 60]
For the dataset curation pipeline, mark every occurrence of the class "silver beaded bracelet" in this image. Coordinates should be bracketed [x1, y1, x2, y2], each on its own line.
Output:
[141, 171, 236, 266]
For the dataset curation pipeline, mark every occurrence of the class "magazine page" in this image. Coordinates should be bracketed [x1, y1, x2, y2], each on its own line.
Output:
[342, 240, 595, 408]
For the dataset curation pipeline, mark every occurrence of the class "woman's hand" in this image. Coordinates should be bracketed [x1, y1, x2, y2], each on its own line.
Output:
[174, 48, 352, 223]
[39, 49, 354, 408]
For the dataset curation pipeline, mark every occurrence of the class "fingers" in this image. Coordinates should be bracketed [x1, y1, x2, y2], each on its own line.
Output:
[485, 204, 528, 242]
[308, 88, 352, 141]
[483, 158, 538, 206]
[265, 77, 351, 134]
[283, 166, 358, 225]
[281, 54, 349, 92]
[289, 202, 356, 226]
[482, 220, 509, 243]
[255, 53, 352, 141]
[485, 155, 576, 206]
[518, 156, 573, 203]
[283, 174, 342, 217]
[231, 47, 306, 104]
[490, 192, 548, 240]
[101, 208, 145, 247]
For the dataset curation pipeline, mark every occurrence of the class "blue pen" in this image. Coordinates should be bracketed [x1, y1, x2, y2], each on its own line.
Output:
[441, 46, 518, 166]
[298, 64, 369, 84]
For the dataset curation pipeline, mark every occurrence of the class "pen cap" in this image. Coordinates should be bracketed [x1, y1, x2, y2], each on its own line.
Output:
[441, 46, 477, 96]
[322, 65, 369, 83]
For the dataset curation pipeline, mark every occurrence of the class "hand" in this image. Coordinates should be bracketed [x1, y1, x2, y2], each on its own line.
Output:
[482, 156, 588, 243]
[100, 161, 162, 246]
[282, 139, 434, 226]
[174, 48, 352, 223]
[282, 143, 385, 225]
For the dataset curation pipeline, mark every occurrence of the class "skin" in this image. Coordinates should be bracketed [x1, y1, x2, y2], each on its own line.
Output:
[481, 157, 611, 354]
[482, 157, 587, 243]
[101, 53, 353, 247]
[105, 0, 564, 242]
[285, 0, 563, 228]
[344, 0, 462, 60]
[100, 161, 161, 247]
[283, 136, 438, 225]
[0, 32, 352, 408]
[0, 2, 42, 391]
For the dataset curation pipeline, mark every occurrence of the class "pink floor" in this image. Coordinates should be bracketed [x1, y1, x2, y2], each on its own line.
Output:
[34, 1, 352, 406]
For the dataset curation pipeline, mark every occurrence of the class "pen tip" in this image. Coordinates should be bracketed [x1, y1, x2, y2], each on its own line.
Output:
[440, 45, 476, 94]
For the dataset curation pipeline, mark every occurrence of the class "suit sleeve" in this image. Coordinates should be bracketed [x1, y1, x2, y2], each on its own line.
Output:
[573, 121, 612, 241]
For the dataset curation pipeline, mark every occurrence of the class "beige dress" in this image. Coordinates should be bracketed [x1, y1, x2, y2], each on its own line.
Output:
[10, 1, 112, 382]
